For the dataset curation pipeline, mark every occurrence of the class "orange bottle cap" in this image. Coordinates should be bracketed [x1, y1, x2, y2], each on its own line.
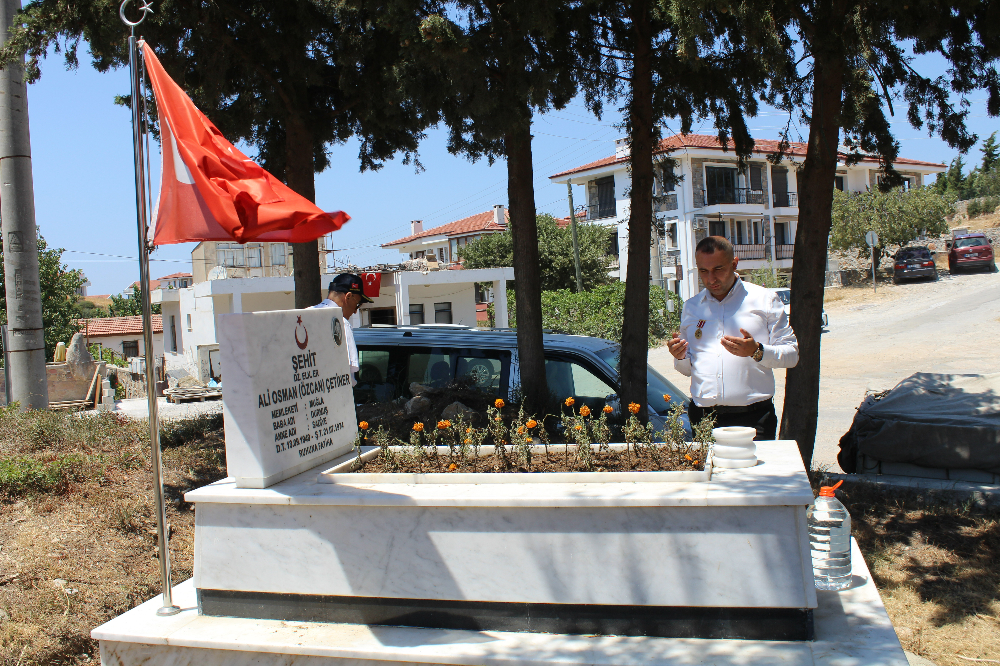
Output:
[818, 479, 844, 497]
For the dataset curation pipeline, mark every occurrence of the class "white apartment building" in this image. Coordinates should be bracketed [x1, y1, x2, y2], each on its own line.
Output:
[382, 206, 509, 266]
[189, 237, 332, 282]
[550, 133, 946, 300]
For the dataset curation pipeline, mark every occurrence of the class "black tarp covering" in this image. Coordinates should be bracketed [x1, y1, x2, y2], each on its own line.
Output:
[838, 373, 1000, 474]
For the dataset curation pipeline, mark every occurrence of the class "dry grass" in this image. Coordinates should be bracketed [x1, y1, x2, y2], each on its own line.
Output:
[815, 476, 1000, 666]
[0, 408, 226, 666]
[954, 211, 1000, 230]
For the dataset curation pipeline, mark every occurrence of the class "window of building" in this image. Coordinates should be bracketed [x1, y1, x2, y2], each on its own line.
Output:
[409, 303, 425, 325]
[834, 175, 845, 191]
[709, 219, 727, 237]
[169, 315, 177, 352]
[216, 242, 245, 267]
[772, 167, 790, 206]
[186, 314, 192, 330]
[753, 220, 760, 244]
[122, 340, 140, 358]
[246, 243, 263, 268]
[595, 175, 616, 219]
[659, 163, 675, 193]
[270, 243, 287, 266]
[774, 222, 788, 246]
[705, 166, 738, 205]
[736, 220, 745, 245]
[434, 302, 453, 324]
[749, 164, 763, 191]
[368, 308, 396, 326]
[440, 247, 449, 263]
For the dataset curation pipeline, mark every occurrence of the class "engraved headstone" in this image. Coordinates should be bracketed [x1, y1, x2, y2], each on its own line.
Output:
[218, 308, 358, 488]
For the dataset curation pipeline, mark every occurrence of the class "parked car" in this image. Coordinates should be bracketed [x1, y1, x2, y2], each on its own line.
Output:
[352, 327, 689, 433]
[947, 233, 997, 273]
[891, 246, 937, 284]
[769, 288, 828, 328]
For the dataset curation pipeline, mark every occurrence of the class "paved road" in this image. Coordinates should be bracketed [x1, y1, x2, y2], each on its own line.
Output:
[649, 267, 1000, 470]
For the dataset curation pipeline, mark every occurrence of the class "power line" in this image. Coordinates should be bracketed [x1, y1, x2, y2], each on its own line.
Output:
[64, 249, 192, 264]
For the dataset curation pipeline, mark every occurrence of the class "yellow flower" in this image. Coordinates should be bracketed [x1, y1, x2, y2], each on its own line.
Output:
[602, 404, 613, 414]
[565, 397, 575, 407]
[437, 420, 451, 430]
[495, 398, 505, 409]
[574, 424, 582, 431]
[628, 402, 640, 414]
[579, 405, 591, 417]
[413, 422, 424, 432]
[359, 421, 369, 430]
[526, 419, 537, 429]
[448, 463, 458, 471]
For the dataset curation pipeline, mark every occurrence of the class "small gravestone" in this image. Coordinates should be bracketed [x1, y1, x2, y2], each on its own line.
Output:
[218, 308, 358, 488]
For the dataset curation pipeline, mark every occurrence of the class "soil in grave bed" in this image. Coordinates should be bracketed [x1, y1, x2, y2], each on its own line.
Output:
[354, 447, 706, 474]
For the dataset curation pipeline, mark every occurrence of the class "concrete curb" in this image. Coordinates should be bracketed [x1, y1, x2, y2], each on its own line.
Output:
[824, 472, 1000, 507]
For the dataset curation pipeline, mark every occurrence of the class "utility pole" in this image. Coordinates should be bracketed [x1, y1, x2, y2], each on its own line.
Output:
[0, 0, 48, 409]
[566, 180, 583, 292]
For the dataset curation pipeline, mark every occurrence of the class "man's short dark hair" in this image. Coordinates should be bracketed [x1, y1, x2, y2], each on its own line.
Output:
[696, 235, 735, 260]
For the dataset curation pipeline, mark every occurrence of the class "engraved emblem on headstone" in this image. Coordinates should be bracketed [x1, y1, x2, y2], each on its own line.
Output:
[331, 317, 343, 346]
[6, 231, 23, 252]
[294, 316, 309, 350]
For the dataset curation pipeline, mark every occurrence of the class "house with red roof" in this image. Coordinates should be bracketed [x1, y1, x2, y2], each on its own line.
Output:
[550, 133, 946, 299]
[80, 315, 164, 360]
[382, 205, 509, 265]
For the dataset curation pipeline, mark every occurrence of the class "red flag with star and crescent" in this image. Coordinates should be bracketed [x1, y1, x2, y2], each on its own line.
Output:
[142, 43, 349, 246]
[362, 273, 382, 298]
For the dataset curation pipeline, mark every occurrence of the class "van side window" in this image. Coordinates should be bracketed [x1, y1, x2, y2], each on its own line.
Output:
[354, 346, 511, 403]
[544, 354, 616, 414]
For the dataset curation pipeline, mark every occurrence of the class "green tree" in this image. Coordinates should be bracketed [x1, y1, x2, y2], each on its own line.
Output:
[982, 132, 999, 173]
[830, 188, 953, 270]
[762, 0, 997, 466]
[0, 231, 85, 360]
[2, 0, 432, 308]
[107, 291, 161, 318]
[460, 215, 614, 291]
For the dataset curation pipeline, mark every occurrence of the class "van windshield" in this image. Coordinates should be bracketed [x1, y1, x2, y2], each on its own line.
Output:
[594, 346, 689, 415]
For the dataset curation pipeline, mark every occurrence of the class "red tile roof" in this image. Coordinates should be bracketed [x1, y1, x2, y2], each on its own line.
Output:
[549, 133, 946, 179]
[81, 315, 163, 337]
[553, 210, 586, 229]
[383, 209, 509, 247]
[157, 272, 192, 280]
[129, 280, 160, 291]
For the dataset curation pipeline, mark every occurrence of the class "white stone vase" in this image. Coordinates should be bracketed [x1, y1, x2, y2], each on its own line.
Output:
[711, 426, 758, 468]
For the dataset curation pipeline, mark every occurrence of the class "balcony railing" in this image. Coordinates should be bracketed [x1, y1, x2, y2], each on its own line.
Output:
[733, 244, 767, 260]
[695, 188, 766, 207]
[653, 193, 678, 212]
[772, 192, 798, 207]
[586, 203, 617, 220]
[775, 244, 795, 259]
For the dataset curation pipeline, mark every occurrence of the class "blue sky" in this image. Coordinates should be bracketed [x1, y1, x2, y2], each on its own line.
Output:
[25, 50, 996, 295]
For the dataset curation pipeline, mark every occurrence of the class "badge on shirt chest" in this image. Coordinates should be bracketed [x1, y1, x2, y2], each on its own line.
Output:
[695, 319, 706, 339]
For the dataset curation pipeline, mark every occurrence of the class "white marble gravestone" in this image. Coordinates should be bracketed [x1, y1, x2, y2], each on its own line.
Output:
[218, 308, 358, 488]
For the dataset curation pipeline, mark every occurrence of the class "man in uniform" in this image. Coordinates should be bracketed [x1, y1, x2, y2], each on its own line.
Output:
[667, 236, 798, 440]
[309, 273, 372, 387]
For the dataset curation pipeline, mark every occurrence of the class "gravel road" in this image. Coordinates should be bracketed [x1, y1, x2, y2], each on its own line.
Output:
[111, 396, 222, 421]
[649, 266, 1000, 471]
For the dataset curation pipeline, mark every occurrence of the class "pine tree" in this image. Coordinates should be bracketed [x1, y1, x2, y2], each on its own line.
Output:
[982, 132, 999, 173]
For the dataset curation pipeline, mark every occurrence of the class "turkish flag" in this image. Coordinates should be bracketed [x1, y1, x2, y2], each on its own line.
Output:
[142, 43, 349, 245]
[361, 272, 382, 298]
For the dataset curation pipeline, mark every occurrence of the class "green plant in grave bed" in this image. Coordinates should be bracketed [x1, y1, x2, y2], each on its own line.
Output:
[692, 413, 717, 462]
[486, 399, 510, 470]
[622, 402, 654, 465]
[370, 425, 399, 472]
[559, 399, 595, 471]
[510, 402, 535, 469]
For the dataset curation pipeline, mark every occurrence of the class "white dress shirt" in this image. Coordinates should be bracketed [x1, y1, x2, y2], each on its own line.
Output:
[307, 299, 359, 387]
[674, 277, 798, 407]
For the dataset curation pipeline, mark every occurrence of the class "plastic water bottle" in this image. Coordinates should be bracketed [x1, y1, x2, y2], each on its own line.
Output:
[807, 479, 852, 591]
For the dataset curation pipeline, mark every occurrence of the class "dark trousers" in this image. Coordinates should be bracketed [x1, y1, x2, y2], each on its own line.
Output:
[688, 399, 778, 441]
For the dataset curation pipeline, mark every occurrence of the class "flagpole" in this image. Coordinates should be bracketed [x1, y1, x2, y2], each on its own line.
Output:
[122, 0, 179, 617]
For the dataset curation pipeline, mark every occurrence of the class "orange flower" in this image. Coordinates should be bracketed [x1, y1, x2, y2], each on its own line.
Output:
[663, 394, 671, 402]
[628, 402, 640, 414]
[494, 416, 501, 422]
[602, 404, 613, 414]
[413, 422, 425, 432]
[574, 424, 583, 431]
[565, 397, 575, 407]
[525, 436, 532, 442]
[580, 405, 591, 417]
[464, 438, 472, 444]
[517, 426, 525, 434]
[437, 420, 451, 430]
[685, 454, 693, 461]
[448, 463, 458, 471]
[466, 427, 472, 433]
[495, 398, 505, 409]
[526, 419, 537, 429]
[359, 421, 369, 430]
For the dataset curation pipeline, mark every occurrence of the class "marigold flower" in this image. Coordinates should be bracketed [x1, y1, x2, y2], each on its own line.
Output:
[359, 421, 369, 430]
[574, 424, 583, 431]
[448, 463, 457, 471]
[580, 405, 591, 417]
[413, 422, 424, 432]
[495, 398, 505, 409]
[565, 397, 575, 407]
[494, 416, 501, 422]
[525, 436, 532, 442]
[628, 402, 640, 414]
[685, 454, 693, 461]
[464, 438, 472, 444]
[526, 419, 537, 429]
[466, 427, 472, 433]
[517, 426, 525, 434]
[437, 420, 451, 430]
[663, 394, 671, 402]
[603, 404, 614, 414]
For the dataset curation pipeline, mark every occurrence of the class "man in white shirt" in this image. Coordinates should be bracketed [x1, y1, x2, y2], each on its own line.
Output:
[308, 273, 372, 387]
[667, 236, 798, 440]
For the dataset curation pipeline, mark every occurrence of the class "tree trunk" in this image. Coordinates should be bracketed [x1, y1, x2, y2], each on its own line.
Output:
[620, 0, 653, 422]
[285, 115, 322, 309]
[779, 48, 846, 468]
[505, 109, 548, 414]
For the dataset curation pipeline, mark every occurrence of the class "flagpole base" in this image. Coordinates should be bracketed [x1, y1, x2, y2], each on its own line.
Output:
[156, 605, 182, 617]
